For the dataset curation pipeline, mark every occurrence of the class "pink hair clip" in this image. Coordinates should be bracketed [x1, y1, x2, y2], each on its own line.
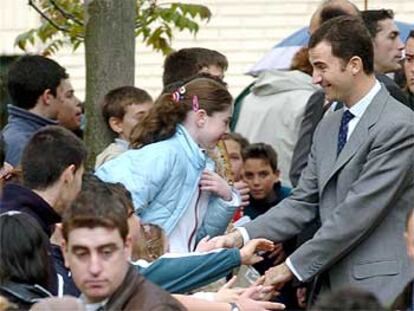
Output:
[171, 86, 186, 103]
[192, 95, 199, 112]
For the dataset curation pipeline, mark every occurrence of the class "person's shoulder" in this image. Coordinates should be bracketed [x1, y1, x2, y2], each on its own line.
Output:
[381, 90, 414, 124]
[2, 121, 33, 141]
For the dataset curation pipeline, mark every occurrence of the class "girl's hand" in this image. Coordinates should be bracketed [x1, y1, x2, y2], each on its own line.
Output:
[200, 169, 232, 201]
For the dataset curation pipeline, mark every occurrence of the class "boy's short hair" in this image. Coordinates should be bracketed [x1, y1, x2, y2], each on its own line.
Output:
[222, 132, 250, 150]
[62, 176, 129, 241]
[21, 126, 87, 190]
[7, 55, 68, 110]
[162, 48, 228, 87]
[242, 143, 278, 172]
[101, 86, 152, 130]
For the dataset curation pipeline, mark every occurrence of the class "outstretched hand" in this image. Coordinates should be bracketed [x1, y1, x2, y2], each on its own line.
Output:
[236, 285, 285, 310]
[240, 239, 275, 265]
[214, 276, 245, 303]
[205, 230, 244, 250]
[264, 263, 293, 290]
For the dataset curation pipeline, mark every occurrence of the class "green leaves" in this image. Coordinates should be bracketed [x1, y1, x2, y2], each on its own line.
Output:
[16, 0, 211, 55]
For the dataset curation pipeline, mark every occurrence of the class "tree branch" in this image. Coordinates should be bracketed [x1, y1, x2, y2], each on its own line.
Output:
[48, 0, 84, 26]
[28, 0, 70, 33]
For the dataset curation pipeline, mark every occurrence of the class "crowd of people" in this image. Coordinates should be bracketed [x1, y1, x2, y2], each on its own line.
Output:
[0, 0, 414, 310]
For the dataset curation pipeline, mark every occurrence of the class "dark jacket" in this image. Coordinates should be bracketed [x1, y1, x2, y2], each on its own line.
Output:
[0, 183, 79, 296]
[244, 181, 291, 220]
[244, 182, 294, 275]
[0, 183, 60, 236]
[104, 265, 186, 311]
[0, 281, 52, 310]
[2, 105, 57, 166]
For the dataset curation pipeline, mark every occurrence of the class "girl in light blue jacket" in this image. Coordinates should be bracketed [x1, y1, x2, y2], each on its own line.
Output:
[96, 77, 240, 253]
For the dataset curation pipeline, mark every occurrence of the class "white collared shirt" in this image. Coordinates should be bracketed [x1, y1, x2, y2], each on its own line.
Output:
[240, 80, 382, 281]
[346, 79, 381, 140]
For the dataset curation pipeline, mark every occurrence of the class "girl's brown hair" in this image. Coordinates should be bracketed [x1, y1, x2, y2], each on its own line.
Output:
[130, 77, 232, 148]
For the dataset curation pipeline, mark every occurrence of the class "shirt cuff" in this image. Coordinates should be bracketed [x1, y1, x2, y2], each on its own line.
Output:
[286, 257, 303, 282]
[236, 227, 250, 246]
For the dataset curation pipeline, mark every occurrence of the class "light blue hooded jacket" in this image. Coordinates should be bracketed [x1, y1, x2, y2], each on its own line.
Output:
[96, 124, 240, 242]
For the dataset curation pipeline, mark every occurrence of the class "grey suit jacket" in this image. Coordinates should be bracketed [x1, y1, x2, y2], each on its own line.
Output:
[245, 86, 414, 304]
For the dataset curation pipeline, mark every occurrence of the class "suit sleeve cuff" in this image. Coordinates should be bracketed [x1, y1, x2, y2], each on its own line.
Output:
[236, 227, 250, 246]
[286, 257, 303, 282]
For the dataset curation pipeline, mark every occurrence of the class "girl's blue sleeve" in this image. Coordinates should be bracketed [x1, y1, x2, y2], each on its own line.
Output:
[133, 248, 241, 293]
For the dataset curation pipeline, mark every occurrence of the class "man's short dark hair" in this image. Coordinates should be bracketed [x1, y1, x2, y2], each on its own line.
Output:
[361, 9, 394, 39]
[62, 176, 129, 242]
[162, 48, 228, 87]
[309, 15, 374, 75]
[101, 86, 153, 133]
[7, 55, 69, 110]
[242, 143, 278, 172]
[320, 6, 351, 25]
[21, 126, 87, 190]
[312, 286, 385, 310]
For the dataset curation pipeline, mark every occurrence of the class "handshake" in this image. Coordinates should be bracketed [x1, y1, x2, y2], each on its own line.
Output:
[196, 231, 294, 291]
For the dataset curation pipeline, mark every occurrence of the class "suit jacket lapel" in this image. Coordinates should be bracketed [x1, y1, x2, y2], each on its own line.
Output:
[319, 111, 341, 187]
[320, 86, 388, 193]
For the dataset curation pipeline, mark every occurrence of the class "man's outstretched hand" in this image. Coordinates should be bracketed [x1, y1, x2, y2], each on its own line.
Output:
[264, 263, 293, 290]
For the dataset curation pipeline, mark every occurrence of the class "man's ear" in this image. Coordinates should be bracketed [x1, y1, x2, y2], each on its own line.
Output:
[348, 56, 363, 75]
[61, 239, 70, 268]
[108, 117, 123, 135]
[195, 109, 207, 127]
[61, 164, 76, 184]
[40, 89, 55, 106]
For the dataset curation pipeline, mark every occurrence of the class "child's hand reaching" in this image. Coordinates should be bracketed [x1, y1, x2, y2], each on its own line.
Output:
[199, 169, 232, 201]
[214, 276, 245, 302]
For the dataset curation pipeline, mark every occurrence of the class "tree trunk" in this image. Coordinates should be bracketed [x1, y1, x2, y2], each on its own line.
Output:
[83, 0, 136, 170]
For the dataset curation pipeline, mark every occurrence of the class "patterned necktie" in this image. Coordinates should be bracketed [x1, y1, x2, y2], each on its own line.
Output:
[337, 110, 354, 156]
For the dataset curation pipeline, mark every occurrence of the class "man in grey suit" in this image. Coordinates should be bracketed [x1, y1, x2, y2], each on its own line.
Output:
[211, 16, 414, 304]
[290, 6, 411, 188]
